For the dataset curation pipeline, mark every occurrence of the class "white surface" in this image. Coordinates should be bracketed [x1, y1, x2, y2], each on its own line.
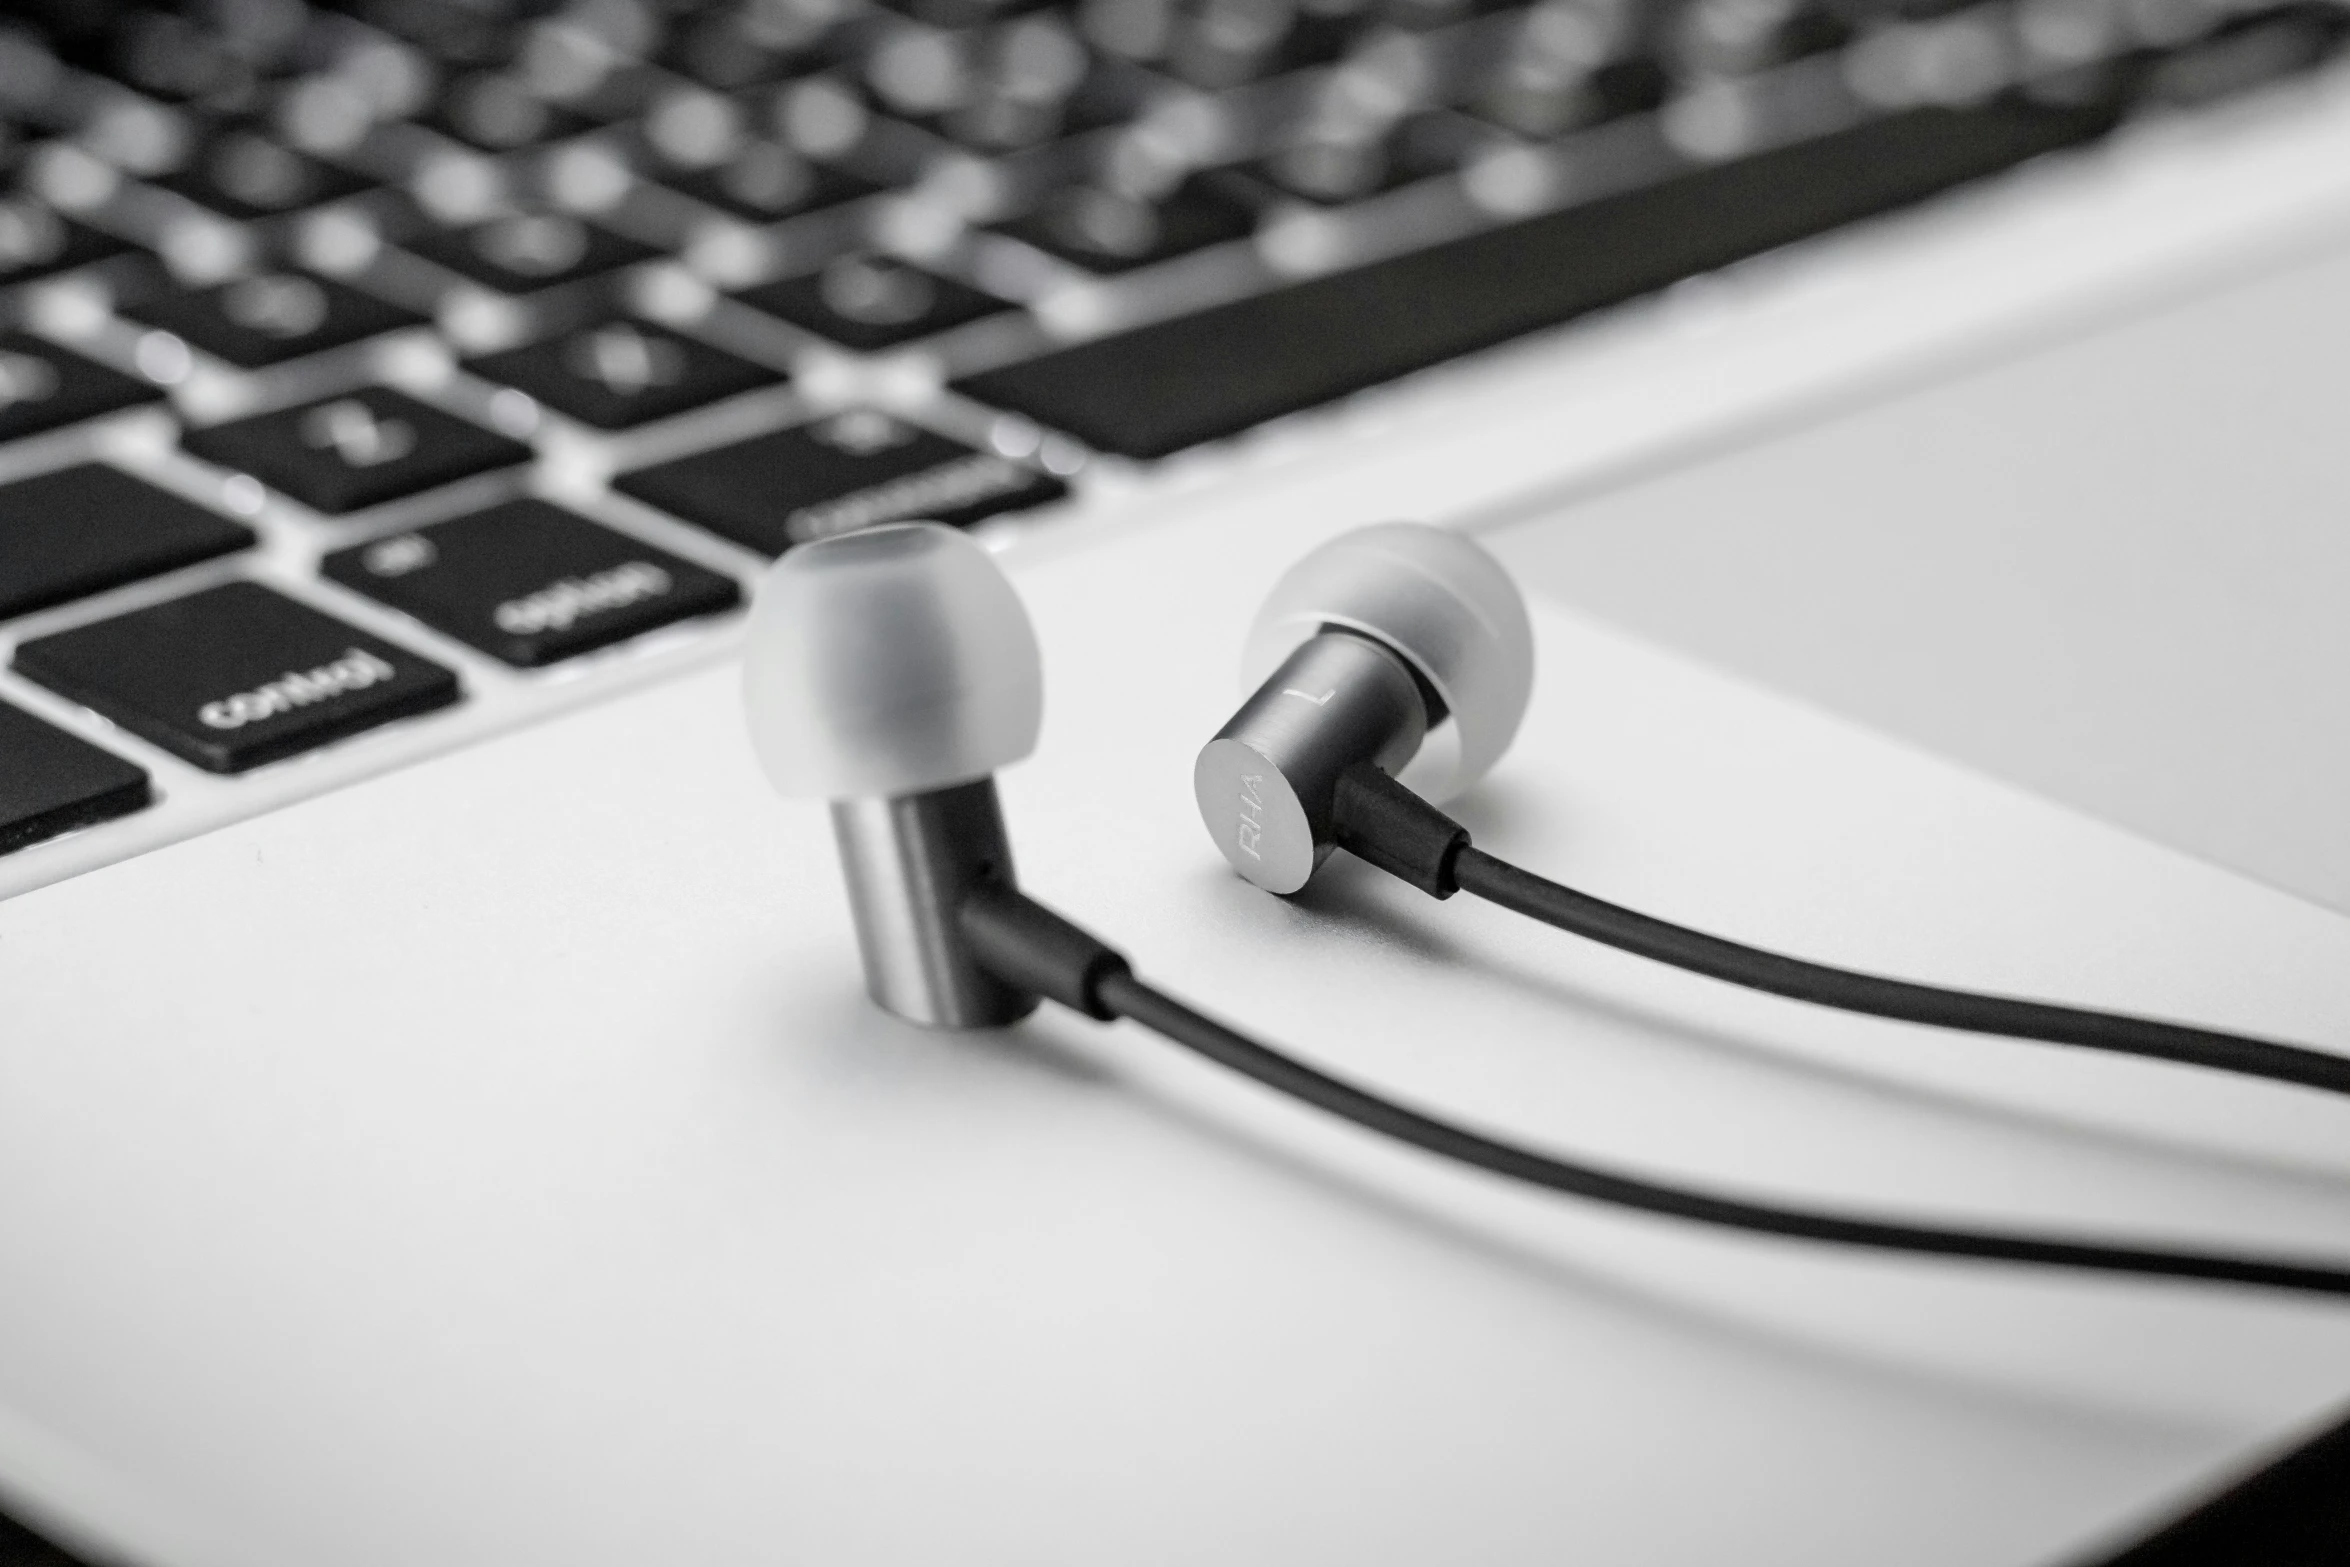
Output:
[9, 65, 2350, 1567]
[5, 469, 2350, 1567]
[1486, 231, 2350, 916]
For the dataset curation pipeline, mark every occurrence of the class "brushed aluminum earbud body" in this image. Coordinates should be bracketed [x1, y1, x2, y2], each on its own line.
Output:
[829, 778, 1034, 1027]
[1193, 633, 1428, 895]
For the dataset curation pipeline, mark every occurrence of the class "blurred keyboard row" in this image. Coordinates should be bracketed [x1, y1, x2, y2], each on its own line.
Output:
[1, 0, 2346, 868]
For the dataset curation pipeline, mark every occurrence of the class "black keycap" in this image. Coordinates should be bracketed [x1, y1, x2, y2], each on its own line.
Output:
[879, 0, 1056, 28]
[361, 0, 508, 65]
[152, 130, 374, 220]
[1161, 1, 1351, 87]
[121, 272, 427, 368]
[995, 180, 1256, 272]
[1384, 0, 1521, 26]
[0, 701, 150, 855]
[1471, 57, 1670, 139]
[406, 212, 664, 294]
[735, 256, 1010, 351]
[1230, 113, 1489, 205]
[0, 465, 253, 620]
[955, 100, 2119, 457]
[12, 581, 461, 773]
[0, 197, 131, 286]
[0, 332, 163, 444]
[667, 144, 879, 222]
[464, 320, 779, 428]
[934, 89, 1076, 153]
[1665, 0, 1846, 76]
[660, 10, 844, 88]
[614, 410, 1066, 555]
[2137, 5, 2350, 106]
[558, 64, 663, 126]
[659, 19, 787, 87]
[425, 72, 594, 150]
[182, 388, 531, 515]
[322, 499, 742, 665]
[97, 8, 274, 107]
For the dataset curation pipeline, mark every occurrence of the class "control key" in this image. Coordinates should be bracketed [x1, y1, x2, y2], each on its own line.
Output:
[12, 583, 460, 773]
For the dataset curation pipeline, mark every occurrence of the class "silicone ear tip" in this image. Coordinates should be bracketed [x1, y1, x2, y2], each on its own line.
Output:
[1241, 522, 1533, 801]
[742, 523, 1043, 800]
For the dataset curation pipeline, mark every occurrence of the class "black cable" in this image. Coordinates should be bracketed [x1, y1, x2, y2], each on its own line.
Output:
[1452, 849, 2350, 1099]
[1330, 762, 2350, 1102]
[959, 884, 2350, 1299]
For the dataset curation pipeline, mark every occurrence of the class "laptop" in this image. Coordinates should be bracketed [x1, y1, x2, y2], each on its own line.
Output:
[3, 0, 2349, 1561]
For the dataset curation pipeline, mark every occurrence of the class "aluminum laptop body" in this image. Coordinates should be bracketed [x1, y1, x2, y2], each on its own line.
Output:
[3, 4, 2350, 1563]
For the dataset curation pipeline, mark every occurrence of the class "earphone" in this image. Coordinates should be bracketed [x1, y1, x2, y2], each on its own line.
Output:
[1196, 528, 2350, 1100]
[743, 519, 2350, 1298]
[741, 521, 1042, 1028]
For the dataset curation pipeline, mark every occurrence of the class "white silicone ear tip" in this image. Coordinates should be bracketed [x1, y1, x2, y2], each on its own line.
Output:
[1242, 522, 1533, 802]
[743, 523, 1042, 800]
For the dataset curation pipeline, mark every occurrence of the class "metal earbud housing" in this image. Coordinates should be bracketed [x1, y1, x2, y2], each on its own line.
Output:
[744, 522, 1042, 1028]
[1197, 523, 1533, 894]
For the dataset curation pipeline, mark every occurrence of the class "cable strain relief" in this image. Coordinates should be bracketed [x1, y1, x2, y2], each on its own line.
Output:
[1331, 762, 1469, 898]
[959, 881, 1132, 1021]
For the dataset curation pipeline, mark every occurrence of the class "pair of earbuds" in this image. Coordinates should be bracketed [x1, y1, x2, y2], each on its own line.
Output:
[738, 520, 2350, 1299]
[741, 520, 1528, 1027]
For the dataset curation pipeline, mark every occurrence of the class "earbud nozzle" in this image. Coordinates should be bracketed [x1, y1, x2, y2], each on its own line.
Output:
[1242, 523, 1533, 801]
[743, 523, 1042, 800]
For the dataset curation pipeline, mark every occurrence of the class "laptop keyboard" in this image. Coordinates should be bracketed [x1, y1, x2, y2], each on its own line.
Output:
[0, 0, 2344, 873]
